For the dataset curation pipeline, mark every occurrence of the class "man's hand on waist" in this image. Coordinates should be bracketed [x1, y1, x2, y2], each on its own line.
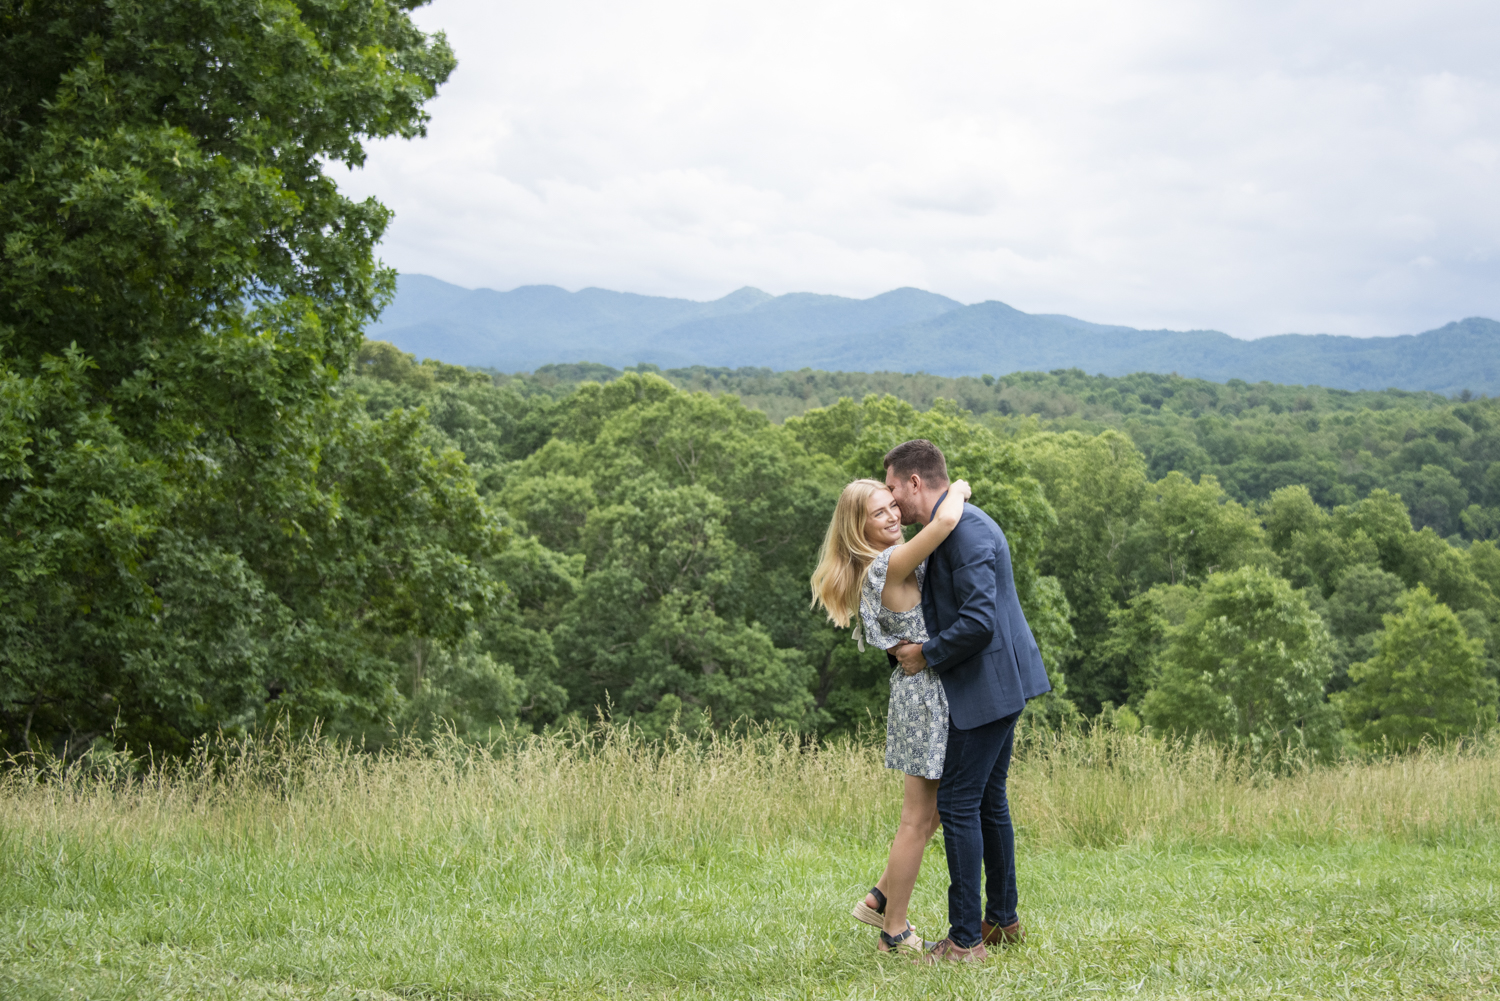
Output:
[892, 641, 927, 675]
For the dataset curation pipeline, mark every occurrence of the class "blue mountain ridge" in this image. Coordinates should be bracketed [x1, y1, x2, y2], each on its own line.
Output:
[367, 274, 1500, 395]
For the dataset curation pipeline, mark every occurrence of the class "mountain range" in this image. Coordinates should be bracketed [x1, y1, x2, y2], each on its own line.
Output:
[367, 274, 1500, 395]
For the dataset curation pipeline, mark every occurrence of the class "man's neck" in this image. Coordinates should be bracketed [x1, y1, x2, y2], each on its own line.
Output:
[913, 485, 949, 525]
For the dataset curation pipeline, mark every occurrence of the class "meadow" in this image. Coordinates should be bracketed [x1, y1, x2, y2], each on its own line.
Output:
[3, 724, 1498, 1001]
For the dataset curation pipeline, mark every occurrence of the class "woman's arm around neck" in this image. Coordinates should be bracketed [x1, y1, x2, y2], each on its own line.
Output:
[886, 480, 971, 584]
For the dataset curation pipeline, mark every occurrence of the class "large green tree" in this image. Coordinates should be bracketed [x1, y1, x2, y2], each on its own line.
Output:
[1335, 586, 1499, 750]
[0, 1, 488, 754]
[1141, 567, 1343, 754]
[1120, 472, 1274, 590]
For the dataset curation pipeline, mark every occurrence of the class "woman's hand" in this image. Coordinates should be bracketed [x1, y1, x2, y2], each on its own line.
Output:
[928, 478, 971, 530]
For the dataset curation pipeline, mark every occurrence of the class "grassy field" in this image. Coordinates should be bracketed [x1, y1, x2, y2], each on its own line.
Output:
[2, 724, 1498, 1000]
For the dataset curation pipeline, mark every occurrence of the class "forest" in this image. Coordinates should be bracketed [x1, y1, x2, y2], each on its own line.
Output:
[514, 362, 1500, 542]
[9, 313, 1500, 754]
[342, 347, 1500, 749]
[2, 0, 1496, 761]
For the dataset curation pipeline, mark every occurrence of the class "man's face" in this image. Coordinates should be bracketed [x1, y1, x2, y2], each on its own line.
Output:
[884, 467, 922, 525]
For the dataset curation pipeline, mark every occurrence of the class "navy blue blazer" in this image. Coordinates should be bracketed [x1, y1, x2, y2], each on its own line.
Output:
[919, 499, 1051, 730]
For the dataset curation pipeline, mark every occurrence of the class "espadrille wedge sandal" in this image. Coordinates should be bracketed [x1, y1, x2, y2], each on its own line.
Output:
[850, 886, 886, 929]
[877, 922, 930, 956]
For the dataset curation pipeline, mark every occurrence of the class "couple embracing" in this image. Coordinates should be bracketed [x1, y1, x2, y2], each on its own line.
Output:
[810, 439, 1051, 962]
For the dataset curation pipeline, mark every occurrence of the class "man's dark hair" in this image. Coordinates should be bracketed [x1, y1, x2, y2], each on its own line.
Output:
[883, 439, 949, 485]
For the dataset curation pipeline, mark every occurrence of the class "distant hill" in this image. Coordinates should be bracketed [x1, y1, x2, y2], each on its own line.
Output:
[368, 274, 1500, 395]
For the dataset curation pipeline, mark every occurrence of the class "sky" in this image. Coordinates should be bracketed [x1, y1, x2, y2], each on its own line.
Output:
[339, 0, 1500, 339]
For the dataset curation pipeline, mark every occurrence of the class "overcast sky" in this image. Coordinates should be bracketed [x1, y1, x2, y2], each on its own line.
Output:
[339, 0, 1500, 338]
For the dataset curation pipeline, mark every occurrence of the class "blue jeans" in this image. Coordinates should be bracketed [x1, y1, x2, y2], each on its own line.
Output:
[936, 710, 1020, 947]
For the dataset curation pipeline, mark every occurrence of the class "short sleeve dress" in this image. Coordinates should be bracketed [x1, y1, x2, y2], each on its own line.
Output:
[856, 548, 950, 781]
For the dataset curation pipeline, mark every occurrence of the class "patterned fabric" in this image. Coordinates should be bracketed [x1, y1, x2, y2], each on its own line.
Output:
[860, 548, 950, 781]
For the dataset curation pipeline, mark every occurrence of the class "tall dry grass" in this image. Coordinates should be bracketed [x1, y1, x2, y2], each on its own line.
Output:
[3, 721, 1497, 857]
[1015, 725, 1500, 846]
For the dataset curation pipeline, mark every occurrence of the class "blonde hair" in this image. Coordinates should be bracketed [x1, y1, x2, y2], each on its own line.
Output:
[809, 479, 890, 627]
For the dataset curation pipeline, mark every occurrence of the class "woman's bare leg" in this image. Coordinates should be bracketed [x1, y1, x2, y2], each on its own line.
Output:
[868, 774, 941, 935]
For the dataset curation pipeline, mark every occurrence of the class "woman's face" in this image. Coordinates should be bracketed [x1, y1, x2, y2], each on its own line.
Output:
[864, 488, 903, 549]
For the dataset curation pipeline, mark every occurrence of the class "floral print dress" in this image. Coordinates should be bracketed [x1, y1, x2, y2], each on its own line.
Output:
[855, 548, 949, 780]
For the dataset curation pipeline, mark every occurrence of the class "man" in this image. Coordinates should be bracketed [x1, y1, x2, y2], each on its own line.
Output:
[883, 439, 1051, 963]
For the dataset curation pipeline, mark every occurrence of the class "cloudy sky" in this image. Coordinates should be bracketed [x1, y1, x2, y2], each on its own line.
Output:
[340, 0, 1500, 338]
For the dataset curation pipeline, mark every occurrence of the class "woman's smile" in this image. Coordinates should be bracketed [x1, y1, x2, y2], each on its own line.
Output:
[865, 489, 904, 548]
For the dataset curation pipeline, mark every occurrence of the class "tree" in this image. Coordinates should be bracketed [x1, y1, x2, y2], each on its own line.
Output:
[1015, 429, 1148, 713]
[1321, 563, 1406, 692]
[0, 1, 484, 754]
[1261, 484, 1378, 595]
[352, 341, 539, 489]
[1142, 567, 1342, 754]
[1335, 586, 1499, 750]
[1390, 464, 1469, 537]
[1121, 472, 1275, 591]
[550, 477, 816, 729]
[1094, 583, 1196, 710]
[1326, 491, 1497, 617]
[501, 375, 838, 731]
[397, 635, 526, 741]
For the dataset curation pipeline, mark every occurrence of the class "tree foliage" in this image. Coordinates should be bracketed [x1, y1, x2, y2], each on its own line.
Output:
[346, 356, 1079, 736]
[1335, 586, 1499, 750]
[483, 363, 1500, 750]
[1013, 430, 1146, 711]
[305, 345, 1500, 753]
[513, 364, 1500, 544]
[0, 0, 478, 755]
[1141, 568, 1342, 754]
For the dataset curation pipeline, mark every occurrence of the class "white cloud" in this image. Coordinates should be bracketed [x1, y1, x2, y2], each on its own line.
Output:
[338, 0, 1500, 338]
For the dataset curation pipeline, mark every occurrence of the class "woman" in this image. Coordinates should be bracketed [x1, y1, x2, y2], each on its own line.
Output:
[809, 476, 971, 954]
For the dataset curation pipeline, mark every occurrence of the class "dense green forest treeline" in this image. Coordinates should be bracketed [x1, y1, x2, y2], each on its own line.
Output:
[508, 363, 1500, 543]
[337, 343, 1500, 754]
[1, 0, 1494, 760]
[503, 362, 1448, 423]
[9, 314, 1500, 753]
[346, 342, 1075, 743]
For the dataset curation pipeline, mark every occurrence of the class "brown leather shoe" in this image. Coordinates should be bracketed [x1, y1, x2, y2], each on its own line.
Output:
[918, 938, 989, 963]
[981, 919, 1025, 945]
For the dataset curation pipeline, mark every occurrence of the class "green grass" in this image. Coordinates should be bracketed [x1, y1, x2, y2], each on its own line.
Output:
[3, 725, 1498, 1000]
